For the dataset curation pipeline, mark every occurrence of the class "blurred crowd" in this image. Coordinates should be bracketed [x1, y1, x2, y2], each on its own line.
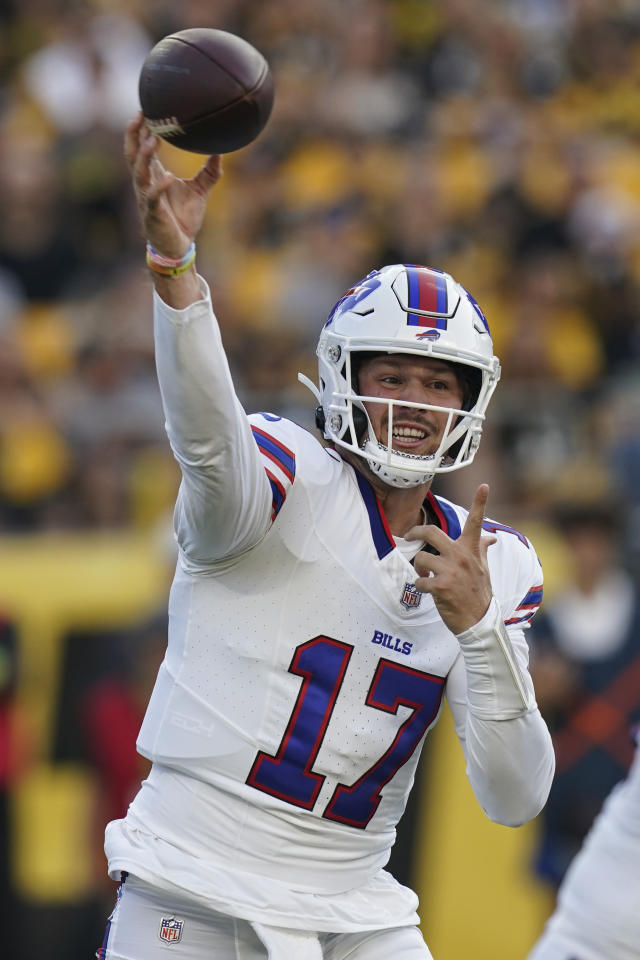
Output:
[1, 0, 640, 536]
[3, 0, 640, 956]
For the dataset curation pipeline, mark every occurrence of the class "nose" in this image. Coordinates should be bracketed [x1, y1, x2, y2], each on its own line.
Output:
[397, 377, 431, 406]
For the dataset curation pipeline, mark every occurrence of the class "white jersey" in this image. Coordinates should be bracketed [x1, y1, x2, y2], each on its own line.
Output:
[105, 279, 554, 933]
[528, 729, 640, 960]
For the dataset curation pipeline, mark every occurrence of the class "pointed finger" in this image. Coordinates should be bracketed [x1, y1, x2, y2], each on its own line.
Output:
[460, 483, 490, 546]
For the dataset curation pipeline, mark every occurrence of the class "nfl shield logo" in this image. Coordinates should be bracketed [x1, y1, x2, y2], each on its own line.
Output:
[159, 917, 184, 944]
[401, 582, 422, 609]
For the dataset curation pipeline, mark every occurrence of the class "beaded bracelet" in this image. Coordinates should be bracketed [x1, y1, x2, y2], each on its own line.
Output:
[146, 242, 196, 277]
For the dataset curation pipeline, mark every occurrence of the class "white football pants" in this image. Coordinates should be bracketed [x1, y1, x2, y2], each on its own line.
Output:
[98, 873, 433, 960]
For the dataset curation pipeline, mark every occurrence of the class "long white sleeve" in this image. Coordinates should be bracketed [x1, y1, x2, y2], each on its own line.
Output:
[153, 279, 272, 566]
[446, 597, 555, 826]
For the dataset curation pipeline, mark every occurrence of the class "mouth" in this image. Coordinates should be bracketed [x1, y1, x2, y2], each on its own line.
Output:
[388, 421, 433, 451]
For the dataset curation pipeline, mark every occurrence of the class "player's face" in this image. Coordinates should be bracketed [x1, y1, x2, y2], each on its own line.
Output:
[357, 355, 465, 456]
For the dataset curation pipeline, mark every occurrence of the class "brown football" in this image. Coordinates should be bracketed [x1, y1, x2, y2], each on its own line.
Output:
[138, 28, 274, 154]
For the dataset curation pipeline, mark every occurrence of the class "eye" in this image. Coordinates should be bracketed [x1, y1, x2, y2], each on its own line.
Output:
[430, 379, 451, 391]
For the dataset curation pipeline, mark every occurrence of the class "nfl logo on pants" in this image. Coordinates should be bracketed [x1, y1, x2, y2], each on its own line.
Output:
[159, 917, 184, 943]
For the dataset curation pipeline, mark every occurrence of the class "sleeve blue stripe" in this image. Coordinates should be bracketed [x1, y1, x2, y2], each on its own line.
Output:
[520, 589, 543, 605]
[482, 520, 528, 547]
[268, 477, 285, 516]
[253, 431, 296, 479]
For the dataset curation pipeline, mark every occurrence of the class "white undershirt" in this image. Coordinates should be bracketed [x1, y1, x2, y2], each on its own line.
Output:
[393, 535, 424, 563]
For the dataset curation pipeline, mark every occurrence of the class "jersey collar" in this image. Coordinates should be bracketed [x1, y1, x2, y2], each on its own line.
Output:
[355, 472, 463, 560]
[354, 471, 396, 560]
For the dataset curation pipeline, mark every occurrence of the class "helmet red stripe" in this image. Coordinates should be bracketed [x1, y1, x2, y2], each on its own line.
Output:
[406, 265, 448, 328]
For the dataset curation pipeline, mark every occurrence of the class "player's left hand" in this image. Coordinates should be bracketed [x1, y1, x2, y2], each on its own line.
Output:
[406, 484, 497, 635]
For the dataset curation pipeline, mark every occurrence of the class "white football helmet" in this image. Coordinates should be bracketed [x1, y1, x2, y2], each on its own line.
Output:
[299, 263, 501, 487]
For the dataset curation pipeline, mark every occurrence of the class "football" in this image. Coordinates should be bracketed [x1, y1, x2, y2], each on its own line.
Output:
[138, 28, 274, 155]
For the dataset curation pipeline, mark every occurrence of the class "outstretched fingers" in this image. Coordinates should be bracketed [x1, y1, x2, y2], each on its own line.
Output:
[123, 112, 145, 169]
[192, 154, 223, 195]
[136, 127, 161, 183]
[411, 486, 496, 632]
[126, 115, 161, 185]
[145, 169, 174, 209]
[130, 129, 175, 216]
[123, 113, 223, 258]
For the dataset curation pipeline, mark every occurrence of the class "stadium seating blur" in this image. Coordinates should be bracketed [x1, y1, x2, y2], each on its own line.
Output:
[2, 1, 640, 957]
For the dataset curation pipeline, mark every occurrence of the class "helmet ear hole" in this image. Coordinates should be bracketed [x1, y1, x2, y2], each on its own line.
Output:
[459, 366, 482, 411]
[315, 406, 326, 431]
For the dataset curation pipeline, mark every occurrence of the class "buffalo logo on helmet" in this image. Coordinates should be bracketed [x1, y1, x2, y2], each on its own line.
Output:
[415, 329, 441, 341]
[326, 271, 382, 326]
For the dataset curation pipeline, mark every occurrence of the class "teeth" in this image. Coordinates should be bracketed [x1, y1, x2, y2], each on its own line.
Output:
[392, 426, 426, 439]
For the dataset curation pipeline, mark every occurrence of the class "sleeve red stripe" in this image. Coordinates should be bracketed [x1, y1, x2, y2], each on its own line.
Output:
[251, 426, 295, 461]
[258, 446, 292, 482]
[265, 467, 286, 501]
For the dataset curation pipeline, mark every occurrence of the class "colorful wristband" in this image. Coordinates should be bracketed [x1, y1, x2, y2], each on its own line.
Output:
[146, 242, 196, 277]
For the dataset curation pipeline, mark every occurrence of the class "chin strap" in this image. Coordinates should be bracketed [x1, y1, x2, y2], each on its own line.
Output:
[362, 437, 437, 487]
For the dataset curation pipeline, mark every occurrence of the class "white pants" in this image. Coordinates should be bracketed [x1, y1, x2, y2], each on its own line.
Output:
[98, 874, 432, 960]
